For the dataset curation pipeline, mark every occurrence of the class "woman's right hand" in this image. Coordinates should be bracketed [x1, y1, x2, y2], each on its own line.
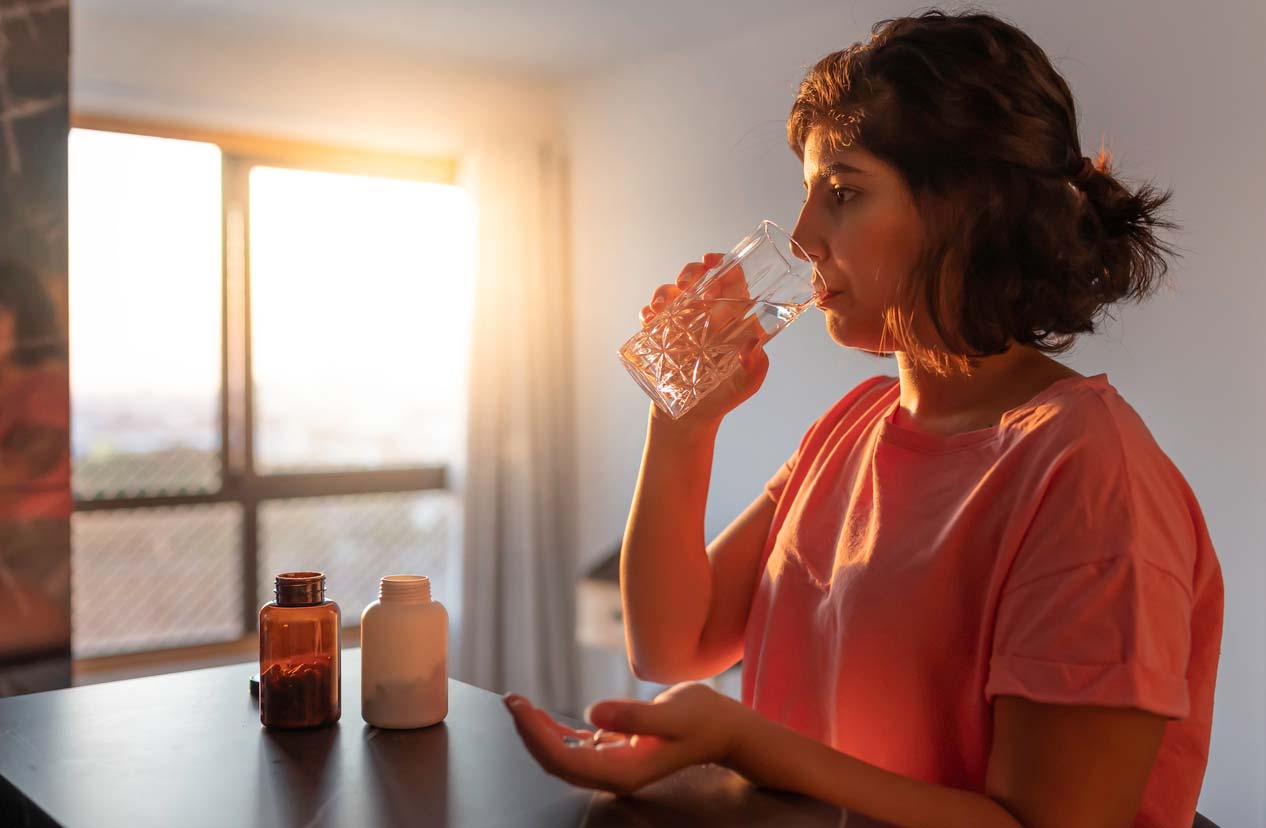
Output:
[638, 253, 770, 431]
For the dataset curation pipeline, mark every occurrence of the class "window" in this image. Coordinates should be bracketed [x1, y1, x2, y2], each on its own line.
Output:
[69, 123, 473, 658]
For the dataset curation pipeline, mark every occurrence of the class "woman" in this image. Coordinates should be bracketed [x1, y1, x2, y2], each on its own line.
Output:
[504, 10, 1222, 827]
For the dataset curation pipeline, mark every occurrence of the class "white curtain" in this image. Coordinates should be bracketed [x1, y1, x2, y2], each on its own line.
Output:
[452, 139, 578, 714]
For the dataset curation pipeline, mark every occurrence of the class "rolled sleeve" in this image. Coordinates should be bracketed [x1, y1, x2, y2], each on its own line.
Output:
[986, 555, 1192, 718]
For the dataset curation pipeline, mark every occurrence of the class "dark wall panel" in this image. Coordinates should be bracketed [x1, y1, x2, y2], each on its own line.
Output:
[0, 0, 71, 696]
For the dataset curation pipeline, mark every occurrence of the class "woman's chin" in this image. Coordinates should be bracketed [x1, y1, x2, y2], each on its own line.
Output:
[822, 313, 888, 353]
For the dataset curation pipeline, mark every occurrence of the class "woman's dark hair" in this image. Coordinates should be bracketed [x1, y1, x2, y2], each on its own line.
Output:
[0, 260, 66, 365]
[788, 8, 1177, 372]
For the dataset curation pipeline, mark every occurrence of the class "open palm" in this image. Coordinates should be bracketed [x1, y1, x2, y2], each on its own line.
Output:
[502, 682, 748, 796]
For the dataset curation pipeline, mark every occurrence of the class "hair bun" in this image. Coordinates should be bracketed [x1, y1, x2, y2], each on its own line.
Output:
[1070, 155, 1097, 188]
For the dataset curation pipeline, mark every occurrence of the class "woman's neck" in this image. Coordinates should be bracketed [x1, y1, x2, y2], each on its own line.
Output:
[891, 345, 1082, 437]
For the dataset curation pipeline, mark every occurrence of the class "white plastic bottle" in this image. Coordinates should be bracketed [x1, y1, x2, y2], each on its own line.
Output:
[360, 574, 448, 729]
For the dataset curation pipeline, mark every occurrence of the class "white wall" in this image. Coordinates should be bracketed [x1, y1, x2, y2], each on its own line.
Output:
[72, 6, 562, 155]
[563, 1, 1265, 824]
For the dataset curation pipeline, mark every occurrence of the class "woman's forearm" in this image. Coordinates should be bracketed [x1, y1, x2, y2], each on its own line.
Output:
[619, 407, 719, 681]
[721, 708, 1022, 828]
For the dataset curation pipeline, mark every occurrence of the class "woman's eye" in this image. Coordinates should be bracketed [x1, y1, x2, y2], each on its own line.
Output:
[832, 187, 858, 206]
[800, 188, 859, 206]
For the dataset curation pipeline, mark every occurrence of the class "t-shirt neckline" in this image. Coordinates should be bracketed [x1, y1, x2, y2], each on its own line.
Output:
[876, 373, 1110, 454]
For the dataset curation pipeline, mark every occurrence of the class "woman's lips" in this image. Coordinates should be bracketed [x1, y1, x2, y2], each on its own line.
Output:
[811, 268, 844, 307]
[813, 289, 844, 307]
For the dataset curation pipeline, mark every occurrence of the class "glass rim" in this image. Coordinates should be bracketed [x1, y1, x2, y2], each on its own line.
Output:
[757, 219, 815, 281]
[718, 219, 816, 302]
[757, 219, 810, 258]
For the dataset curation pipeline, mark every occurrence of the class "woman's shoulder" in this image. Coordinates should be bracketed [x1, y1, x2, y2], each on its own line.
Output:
[1005, 373, 1164, 458]
[1003, 373, 1220, 595]
[1005, 374, 1205, 525]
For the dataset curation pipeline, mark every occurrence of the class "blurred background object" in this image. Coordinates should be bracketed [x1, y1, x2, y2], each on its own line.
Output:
[0, 0, 72, 697]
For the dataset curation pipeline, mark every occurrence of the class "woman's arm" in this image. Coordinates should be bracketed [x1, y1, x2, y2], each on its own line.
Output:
[505, 680, 1165, 827]
[619, 255, 772, 683]
[721, 694, 1167, 828]
[621, 406, 775, 683]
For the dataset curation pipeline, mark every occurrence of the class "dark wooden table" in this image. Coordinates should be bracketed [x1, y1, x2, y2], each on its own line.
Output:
[0, 649, 870, 827]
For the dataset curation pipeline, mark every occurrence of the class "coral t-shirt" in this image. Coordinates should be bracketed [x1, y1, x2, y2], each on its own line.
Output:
[741, 374, 1222, 827]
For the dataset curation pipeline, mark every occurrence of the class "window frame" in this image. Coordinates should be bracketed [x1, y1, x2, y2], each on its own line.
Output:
[70, 113, 460, 638]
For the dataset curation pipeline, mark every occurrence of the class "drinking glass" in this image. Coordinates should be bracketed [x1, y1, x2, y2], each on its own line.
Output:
[617, 220, 816, 419]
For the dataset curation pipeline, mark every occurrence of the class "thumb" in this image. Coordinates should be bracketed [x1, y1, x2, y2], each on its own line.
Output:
[585, 699, 678, 737]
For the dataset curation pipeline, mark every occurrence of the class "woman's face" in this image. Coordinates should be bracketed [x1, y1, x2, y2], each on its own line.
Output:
[791, 128, 926, 352]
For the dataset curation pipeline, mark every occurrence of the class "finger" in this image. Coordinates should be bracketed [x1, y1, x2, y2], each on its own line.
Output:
[649, 283, 681, 312]
[507, 704, 559, 768]
[717, 262, 749, 300]
[593, 733, 653, 752]
[532, 706, 598, 744]
[639, 305, 654, 325]
[676, 253, 722, 289]
[703, 263, 749, 298]
[675, 260, 708, 289]
[507, 696, 682, 796]
[702, 265, 748, 303]
[586, 698, 679, 738]
[507, 700, 589, 776]
[505, 695, 596, 743]
[510, 703, 637, 792]
[592, 728, 625, 745]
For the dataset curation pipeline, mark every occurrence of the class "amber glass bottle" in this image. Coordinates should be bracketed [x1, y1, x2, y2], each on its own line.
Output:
[259, 572, 341, 728]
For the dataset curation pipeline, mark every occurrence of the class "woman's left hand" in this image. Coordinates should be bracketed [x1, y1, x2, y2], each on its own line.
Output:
[502, 681, 751, 795]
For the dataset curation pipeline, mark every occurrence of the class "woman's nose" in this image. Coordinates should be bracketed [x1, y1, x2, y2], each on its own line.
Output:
[790, 209, 825, 264]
